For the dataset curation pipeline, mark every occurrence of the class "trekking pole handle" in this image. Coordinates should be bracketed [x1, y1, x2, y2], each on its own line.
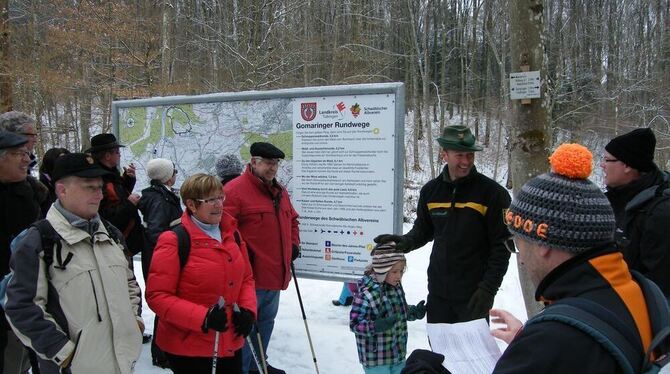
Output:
[212, 296, 225, 374]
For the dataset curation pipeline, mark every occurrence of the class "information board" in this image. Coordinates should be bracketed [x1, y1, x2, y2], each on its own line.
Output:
[112, 83, 405, 281]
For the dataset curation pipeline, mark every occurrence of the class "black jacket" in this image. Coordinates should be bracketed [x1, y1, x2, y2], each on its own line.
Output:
[0, 177, 46, 276]
[404, 166, 511, 302]
[138, 181, 182, 253]
[606, 168, 670, 296]
[39, 172, 57, 218]
[98, 164, 144, 255]
[493, 248, 651, 373]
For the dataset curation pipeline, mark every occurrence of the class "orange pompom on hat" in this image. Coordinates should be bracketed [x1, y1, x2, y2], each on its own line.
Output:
[505, 143, 615, 253]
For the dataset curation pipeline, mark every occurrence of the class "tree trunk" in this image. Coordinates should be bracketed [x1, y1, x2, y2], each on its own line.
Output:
[411, 56, 421, 172]
[509, 0, 550, 319]
[420, 1, 435, 178]
[161, 0, 174, 84]
[0, 0, 12, 112]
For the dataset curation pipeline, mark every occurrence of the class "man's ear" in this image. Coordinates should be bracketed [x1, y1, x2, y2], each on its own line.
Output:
[55, 181, 66, 197]
[439, 148, 448, 161]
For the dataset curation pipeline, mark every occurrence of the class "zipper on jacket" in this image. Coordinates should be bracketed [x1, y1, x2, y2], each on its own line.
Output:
[87, 271, 102, 322]
[450, 185, 458, 213]
[270, 187, 288, 277]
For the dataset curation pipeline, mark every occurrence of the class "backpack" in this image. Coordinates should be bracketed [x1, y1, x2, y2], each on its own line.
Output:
[525, 271, 670, 374]
[170, 224, 242, 270]
[0, 219, 122, 307]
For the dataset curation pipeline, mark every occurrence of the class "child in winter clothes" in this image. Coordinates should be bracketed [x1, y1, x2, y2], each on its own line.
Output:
[350, 242, 427, 374]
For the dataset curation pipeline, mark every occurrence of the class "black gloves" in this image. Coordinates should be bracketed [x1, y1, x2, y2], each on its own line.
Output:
[373, 234, 413, 253]
[374, 314, 398, 333]
[467, 287, 495, 320]
[407, 300, 426, 321]
[291, 244, 300, 261]
[202, 303, 227, 332]
[232, 307, 255, 337]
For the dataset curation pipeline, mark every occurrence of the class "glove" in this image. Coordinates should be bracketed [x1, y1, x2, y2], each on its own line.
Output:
[407, 300, 426, 321]
[232, 307, 255, 337]
[466, 287, 495, 320]
[291, 244, 300, 261]
[373, 234, 413, 253]
[201, 303, 227, 332]
[374, 314, 398, 333]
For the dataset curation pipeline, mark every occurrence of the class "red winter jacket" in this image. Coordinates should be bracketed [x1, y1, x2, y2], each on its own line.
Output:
[223, 165, 300, 290]
[145, 211, 256, 358]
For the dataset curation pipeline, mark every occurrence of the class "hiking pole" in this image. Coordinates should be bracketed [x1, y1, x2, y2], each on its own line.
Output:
[233, 303, 266, 374]
[212, 296, 225, 374]
[256, 331, 269, 374]
[290, 263, 320, 374]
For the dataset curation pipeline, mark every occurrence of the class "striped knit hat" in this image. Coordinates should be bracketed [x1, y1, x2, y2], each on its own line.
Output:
[505, 144, 615, 253]
[367, 242, 406, 282]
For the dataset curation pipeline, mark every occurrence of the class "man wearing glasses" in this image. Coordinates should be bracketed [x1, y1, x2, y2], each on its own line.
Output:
[223, 142, 300, 374]
[601, 128, 670, 297]
[0, 111, 39, 172]
[0, 130, 44, 373]
[491, 143, 658, 373]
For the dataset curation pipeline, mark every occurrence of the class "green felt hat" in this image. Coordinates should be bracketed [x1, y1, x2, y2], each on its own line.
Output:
[436, 125, 483, 152]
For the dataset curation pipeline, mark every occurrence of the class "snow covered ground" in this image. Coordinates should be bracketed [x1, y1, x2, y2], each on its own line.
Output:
[133, 223, 527, 373]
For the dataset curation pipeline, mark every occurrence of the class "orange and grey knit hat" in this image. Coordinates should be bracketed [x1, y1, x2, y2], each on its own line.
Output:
[505, 143, 615, 253]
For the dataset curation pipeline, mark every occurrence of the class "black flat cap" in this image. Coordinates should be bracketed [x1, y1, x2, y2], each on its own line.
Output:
[52, 153, 113, 182]
[0, 130, 28, 150]
[86, 133, 125, 153]
[250, 142, 285, 159]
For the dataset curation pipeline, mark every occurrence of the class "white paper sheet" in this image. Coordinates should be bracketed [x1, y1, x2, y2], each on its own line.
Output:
[426, 319, 501, 374]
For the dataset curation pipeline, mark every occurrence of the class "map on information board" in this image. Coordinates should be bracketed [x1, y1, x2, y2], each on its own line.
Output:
[117, 99, 294, 191]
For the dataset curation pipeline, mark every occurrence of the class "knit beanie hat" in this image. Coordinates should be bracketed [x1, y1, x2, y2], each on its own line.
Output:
[215, 154, 243, 183]
[366, 242, 406, 282]
[604, 128, 656, 172]
[147, 158, 174, 183]
[505, 144, 615, 253]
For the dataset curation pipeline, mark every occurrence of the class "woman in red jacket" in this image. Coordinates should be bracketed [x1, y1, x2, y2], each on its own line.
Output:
[146, 173, 256, 374]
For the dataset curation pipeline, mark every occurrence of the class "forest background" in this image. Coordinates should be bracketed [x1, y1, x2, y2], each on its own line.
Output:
[0, 0, 668, 172]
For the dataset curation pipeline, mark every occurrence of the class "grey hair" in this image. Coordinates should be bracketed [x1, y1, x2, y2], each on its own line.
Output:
[0, 111, 35, 133]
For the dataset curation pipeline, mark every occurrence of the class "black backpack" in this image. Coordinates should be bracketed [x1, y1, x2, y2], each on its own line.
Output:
[170, 224, 242, 270]
[526, 271, 670, 374]
[25, 218, 123, 276]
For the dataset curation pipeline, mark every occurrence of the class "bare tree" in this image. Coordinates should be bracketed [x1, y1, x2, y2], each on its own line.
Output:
[509, 0, 550, 318]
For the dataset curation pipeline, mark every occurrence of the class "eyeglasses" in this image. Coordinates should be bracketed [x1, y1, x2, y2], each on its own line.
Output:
[504, 237, 517, 254]
[196, 195, 225, 205]
[253, 157, 282, 166]
[6, 150, 30, 159]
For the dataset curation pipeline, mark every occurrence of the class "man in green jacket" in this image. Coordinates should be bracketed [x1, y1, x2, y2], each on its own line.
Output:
[375, 125, 511, 323]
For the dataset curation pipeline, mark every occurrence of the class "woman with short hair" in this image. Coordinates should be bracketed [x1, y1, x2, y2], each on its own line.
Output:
[146, 173, 256, 374]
